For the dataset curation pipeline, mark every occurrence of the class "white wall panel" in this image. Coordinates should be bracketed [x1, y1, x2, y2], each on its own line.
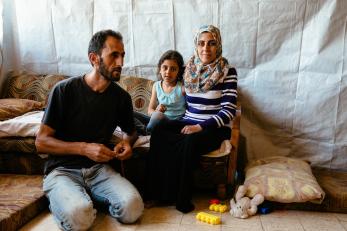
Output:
[94, 0, 132, 67]
[133, 0, 173, 66]
[220, 0, 258, 68]
[15, 0, 57, 73]
[293, 72, 340, 142]
[2, 0, 347, 170]
[173, 0, 218, 61]
[51, 0, 93, 75]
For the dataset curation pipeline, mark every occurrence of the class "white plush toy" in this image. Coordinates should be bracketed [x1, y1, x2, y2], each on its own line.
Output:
[230, 185, 265, 219]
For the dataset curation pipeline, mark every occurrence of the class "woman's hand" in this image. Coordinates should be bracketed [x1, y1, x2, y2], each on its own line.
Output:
[181, 124, 202, 134]
[156, 104, 167, 113]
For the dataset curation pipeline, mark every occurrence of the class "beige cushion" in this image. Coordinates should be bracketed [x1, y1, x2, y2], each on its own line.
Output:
[0, 111, 44, 138]
[244, 156, 325, 203]
[203, 140, 231, 158]
[0, 99, 43, 121]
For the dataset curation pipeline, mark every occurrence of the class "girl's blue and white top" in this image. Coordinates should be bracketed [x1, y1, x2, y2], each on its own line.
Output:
[155, 81, 186, 120]
[182, 67, 238, 128]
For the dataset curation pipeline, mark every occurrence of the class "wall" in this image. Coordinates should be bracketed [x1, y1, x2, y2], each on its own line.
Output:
[2, 0, 347, 170]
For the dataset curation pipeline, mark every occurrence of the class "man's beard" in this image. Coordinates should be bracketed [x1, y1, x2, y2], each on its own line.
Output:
[99, 58, 122, 82]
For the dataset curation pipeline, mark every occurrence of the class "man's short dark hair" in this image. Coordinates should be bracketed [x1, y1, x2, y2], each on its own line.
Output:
[88, 29, 123, 56]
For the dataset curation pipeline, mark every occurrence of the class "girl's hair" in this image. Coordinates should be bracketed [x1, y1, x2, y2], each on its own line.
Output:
[157, 50, 185, 81]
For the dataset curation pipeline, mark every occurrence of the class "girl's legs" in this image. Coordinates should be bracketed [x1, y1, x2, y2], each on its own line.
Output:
[146, 111, 169, 132]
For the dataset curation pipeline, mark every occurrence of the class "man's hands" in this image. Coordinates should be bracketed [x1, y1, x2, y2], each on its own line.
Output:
[82, 140, 132, 162]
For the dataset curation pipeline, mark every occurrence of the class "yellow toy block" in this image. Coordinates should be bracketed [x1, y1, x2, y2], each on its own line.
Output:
[196, 212, 221, 225]
[209, 204, 228, 213]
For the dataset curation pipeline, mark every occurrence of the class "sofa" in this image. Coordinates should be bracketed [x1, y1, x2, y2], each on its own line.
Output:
[0, 70, 241, 230]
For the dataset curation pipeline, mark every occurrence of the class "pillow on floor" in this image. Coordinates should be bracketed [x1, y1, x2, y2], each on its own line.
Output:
[244, 156, 325, 203]
[0, 98, 43, 121]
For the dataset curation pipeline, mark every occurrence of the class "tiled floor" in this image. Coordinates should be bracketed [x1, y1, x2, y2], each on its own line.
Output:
[20, 193, 347, 231]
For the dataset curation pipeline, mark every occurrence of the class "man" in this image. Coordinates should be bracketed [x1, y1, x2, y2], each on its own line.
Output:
[35, 30, 144, 231]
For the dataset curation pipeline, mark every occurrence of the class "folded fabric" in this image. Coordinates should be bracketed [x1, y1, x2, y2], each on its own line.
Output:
[0, 111, 44, 138]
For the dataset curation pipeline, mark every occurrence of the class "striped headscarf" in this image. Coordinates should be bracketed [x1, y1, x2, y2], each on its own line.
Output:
[184, 25, 229, 93]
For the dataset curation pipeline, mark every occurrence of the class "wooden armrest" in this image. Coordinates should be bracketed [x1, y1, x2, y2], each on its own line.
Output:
[227, 103, 241, 185]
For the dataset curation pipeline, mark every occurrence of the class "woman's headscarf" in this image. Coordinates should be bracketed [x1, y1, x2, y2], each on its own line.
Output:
[184, 25, 229, 93]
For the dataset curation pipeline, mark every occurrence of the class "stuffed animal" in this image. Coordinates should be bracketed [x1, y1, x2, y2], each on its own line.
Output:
[229, 185, 264, 219]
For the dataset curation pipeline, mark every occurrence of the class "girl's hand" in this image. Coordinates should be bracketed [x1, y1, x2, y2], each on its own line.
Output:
[181, 124, 202, 134]
[156, 104, 167, 113]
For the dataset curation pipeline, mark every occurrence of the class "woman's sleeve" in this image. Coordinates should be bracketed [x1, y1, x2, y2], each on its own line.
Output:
[199, 67, 238, 129]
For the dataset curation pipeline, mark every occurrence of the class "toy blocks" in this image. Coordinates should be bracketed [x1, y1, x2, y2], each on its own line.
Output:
[196, 212, 221, 225]
[209, 204, 228, 213]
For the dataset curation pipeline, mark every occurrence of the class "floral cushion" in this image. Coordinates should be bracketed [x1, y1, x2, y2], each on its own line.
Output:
[244, 156, 325, 203]
[118, 76, 154, 114]
[3, 71, 66, 105]
[0, 99, 43, 121]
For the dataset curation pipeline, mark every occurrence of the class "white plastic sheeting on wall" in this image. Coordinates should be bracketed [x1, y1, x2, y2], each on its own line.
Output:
[2, 0, 347, 170]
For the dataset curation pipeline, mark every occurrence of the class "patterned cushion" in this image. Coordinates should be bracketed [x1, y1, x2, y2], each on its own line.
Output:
[3, 71, 66, 105]
[272, 168, 347, 213]
[244, 156, 325, 203]
[0, 99, 43, 121]
[0, 175, 47, 231]
[0, 137, 36, 153]
[0, 152, 45, 175]
[118, 76, 154, 114]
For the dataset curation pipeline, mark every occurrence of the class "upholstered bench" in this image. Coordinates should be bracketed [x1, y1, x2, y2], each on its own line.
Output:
[0, 175, 47, 231]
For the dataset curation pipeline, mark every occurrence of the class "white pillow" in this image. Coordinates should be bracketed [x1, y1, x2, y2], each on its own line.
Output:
[0, 111, 44, 138]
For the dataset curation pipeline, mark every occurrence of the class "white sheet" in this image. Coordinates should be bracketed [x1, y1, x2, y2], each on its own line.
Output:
[0, 111, 43, 138]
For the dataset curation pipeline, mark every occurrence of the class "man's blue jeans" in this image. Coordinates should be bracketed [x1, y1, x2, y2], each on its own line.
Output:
[43, 164, 144, 231]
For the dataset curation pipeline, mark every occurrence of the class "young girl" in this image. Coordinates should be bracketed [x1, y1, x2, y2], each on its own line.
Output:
[146, 50, 186, 132]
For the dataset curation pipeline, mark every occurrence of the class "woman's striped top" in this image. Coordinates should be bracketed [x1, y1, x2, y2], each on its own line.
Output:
[182, 67, 238, 129]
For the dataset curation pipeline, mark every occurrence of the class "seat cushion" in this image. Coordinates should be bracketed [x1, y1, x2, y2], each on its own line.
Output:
[0, 174, 47, 231]
[0, 152, 45, 174]
[0, 137, 36, 153]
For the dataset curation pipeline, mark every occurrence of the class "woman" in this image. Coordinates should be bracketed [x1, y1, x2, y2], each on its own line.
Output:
[145, 25, 238, 213]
